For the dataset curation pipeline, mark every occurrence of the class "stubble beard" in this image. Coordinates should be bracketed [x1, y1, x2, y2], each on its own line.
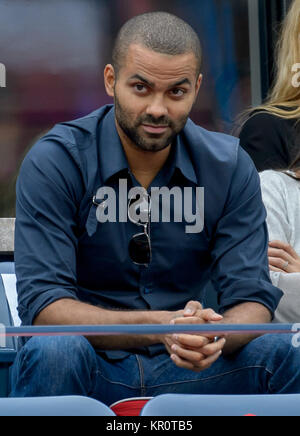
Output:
[114, 93, 189, 153]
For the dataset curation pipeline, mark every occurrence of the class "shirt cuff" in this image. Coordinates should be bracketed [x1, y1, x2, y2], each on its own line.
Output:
[18, 287, 79, 326]
[218, 279, 283, 318]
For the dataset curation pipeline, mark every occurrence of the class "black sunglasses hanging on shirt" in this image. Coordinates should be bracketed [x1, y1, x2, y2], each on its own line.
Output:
[128, 193, 152, 267]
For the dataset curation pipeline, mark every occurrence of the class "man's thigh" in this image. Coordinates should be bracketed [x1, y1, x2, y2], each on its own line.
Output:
[10, 335, 143, 404]
[92, 352, 145, 405]
[141, 334, 300, 396]
[11, 334, 300, 401]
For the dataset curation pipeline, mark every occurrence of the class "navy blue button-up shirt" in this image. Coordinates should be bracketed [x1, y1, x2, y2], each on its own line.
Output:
[15, 105, 283, 356]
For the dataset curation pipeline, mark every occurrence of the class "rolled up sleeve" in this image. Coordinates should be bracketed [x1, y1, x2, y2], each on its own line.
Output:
[15, 138, 84, 325]
[210, 147, 283, 316]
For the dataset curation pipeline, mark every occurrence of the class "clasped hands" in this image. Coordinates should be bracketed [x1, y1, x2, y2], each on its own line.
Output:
[163, 301, 226, 372]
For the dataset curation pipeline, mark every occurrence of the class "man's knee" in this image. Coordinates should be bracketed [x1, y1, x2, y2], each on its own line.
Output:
[244, 333, 300, 374]
[254, 333, 297, 355]
[10, 335, 99, 397]
[18, 335, 94, 371]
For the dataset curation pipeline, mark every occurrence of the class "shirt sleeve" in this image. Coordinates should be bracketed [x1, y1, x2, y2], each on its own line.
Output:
[239, 112, 292, 172]
[259, 171, 291, 243]
[210, 147, 283, 316]
[15, 138, 84, 325]
[272, 273, 300, 323]
[259, 171, 300, 323]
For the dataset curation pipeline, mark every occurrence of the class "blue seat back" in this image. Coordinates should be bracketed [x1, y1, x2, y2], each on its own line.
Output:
[0, 262, 15, 274]
[0, 396, 116, 416]
[0, 269, 18, 350]
[0, 262, 18, 397]
[140, 394, 300, 416]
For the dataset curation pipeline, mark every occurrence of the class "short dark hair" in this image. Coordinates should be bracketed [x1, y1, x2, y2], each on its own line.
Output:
[112, 12, 202, 77]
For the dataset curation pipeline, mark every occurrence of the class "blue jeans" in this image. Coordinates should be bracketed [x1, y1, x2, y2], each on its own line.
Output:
[9, 334, 300, 404]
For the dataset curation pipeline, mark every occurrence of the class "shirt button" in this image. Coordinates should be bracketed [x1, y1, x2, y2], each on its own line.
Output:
[140, 286, 151, 295]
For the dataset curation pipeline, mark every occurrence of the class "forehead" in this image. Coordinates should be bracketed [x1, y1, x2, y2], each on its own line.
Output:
[120, 43, 198, 84]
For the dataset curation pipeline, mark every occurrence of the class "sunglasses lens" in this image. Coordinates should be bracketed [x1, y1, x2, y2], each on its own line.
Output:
[129, 233, 151, 265]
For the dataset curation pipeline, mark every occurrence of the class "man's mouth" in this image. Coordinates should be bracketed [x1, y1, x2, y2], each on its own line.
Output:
[141, 124, 169, 134]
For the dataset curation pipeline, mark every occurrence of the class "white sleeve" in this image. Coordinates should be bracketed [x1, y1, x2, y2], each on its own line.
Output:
[272, 273, 300, 323]
[260, 171, 291, 243]
[260, 171, 300, 323]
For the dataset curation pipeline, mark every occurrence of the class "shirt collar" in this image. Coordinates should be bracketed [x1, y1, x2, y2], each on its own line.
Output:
[173, 133, 198, 185]
[98, 107, 129, 184]
[99, 106, 198, 186]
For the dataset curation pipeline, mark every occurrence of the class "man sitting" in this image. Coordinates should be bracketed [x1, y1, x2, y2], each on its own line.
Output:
[10, 12, 300, 403]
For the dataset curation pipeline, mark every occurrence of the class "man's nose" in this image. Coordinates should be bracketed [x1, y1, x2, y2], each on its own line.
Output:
[146, 95, 168, 120]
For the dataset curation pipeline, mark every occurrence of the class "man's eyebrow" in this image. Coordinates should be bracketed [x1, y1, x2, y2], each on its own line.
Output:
[128, 75, 192, 89]
[169, 78, 192, 88]
[128, 74, 155, 87]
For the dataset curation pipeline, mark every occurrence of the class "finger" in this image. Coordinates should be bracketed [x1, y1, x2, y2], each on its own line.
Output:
[171, 343, 205, 364]
[173, 312, 222, 325]
[164, 333, 209, 351]
[171, 350, 222, 372]
[170, 353, 198, 371]
[269, 241, 298, 259]
[200, 309, 223, 322]
[164, 334, 175, 348]
[268, 248, 284, 257]
[173, 334, 211, 349]
[171, 316, 217, 339]
[269, 265, 285, 273]
[183, 300, 203, 316]
[195, 350, 223, 370]
[269, 240, 288, 248]
[268, 248, 292, 262]
[172, 316, 202, 325]
[269, 256, 290, 271]
[200, 338, 226, 357]
[175, 310, 223, 324]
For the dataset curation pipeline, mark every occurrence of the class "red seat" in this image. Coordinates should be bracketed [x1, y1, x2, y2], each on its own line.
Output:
[110, 397, 152, 416]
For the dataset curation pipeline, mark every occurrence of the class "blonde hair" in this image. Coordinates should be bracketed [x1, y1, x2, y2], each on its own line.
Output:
[238, 0, 300, 127]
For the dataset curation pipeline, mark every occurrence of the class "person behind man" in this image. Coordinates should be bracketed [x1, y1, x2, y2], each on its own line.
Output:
[238, 0, 300, 172]
[237, 0, 300, 324]
[260, 153, 300, 323]
[10, 12, 300, 402]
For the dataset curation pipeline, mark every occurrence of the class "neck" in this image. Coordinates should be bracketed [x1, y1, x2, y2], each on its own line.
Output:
[115, 120, 171, 189]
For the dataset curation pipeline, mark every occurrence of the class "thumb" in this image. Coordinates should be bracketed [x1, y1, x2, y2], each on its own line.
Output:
[184, 300, 203, 316]
[201, 309, 223, 322]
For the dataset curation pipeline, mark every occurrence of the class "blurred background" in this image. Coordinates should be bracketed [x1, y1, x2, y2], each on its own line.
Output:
[0, 0, 291, 217]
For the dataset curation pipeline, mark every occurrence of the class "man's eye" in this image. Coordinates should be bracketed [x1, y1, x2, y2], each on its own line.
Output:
[171, 89, 185, 97]
[135, 84, 147, 92]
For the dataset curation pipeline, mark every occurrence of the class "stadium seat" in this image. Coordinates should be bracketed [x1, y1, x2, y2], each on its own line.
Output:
[0, 218, 17, 397]
[110, 397, 152, 416]
[0, 396, 116, 416]
[0, 262, 15, 274]
[140, 393, 300, 416]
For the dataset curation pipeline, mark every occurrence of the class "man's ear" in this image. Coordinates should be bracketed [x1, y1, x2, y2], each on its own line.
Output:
[194, 73, 203, 100]
[104, 64, 116, 98]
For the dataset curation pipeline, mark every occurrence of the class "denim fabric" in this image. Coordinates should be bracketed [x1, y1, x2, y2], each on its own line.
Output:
[9, 334, 300, 404]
